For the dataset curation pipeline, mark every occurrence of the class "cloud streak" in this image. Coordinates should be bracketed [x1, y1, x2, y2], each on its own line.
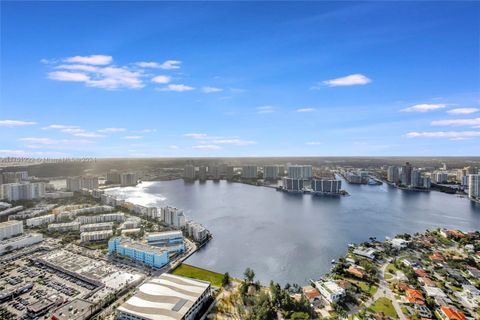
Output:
[406, 131, 480, 138]
[0, 120, 37, 127]
[431, 118, 480, 127]
[319, 74, 371, 87]
[401, 104, 446, 112]
[447, 108, 479, 115]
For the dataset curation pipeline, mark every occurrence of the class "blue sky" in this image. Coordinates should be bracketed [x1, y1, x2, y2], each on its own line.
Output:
[1, 1, 479, 157]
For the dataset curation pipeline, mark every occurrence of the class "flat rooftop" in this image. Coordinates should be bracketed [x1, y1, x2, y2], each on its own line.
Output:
[51, 299, 93, 320]
[120, 240, 167, 256]
[117, 273, 210, 320]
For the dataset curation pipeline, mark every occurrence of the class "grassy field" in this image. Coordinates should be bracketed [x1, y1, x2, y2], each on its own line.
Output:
[348, 279, 378, 296]
[171, 263, 224, 287]
[369, 297, 398, 319]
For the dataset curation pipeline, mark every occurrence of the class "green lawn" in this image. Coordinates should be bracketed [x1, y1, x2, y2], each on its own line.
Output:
[348, 279, 378, 296]
[387, 263, 398, 273]
[171, 263, 224, 287]
[369, 298, 398, 319]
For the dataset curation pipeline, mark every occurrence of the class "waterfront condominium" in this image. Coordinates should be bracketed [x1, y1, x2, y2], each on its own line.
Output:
[183, 165, 196, 180]
[387, 166, 399, 184]
[242, 165, 258, 179]
[468, 174, 480, 200]
[120, 173, 138, 187]
[287, 165, 313, 180]
[263, 165, 280, 180]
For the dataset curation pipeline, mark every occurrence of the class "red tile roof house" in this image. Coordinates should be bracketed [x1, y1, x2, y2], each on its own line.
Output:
[415, 269, 428, 278]
[346, 266, 366, 278]
[406, 289, 425, 305]
[419, 277, 436, 286]
[302, 286, 321, 303]
[430, 252, 444, 262]
[437, 306, 466, 320]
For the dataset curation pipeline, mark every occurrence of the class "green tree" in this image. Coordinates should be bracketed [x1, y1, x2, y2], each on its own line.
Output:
[222, 272, 231, 287]
[244, 267, 255, 283]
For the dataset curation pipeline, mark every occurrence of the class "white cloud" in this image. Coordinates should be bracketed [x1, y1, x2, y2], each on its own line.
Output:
[202, 86, 223, 93]
[0, 149, 28, 156]
[406, 131, 480, 138]
[136, 60, 181, 70]
[48, 71, 90, 82]
[321, 74, 371, 87]
[64, 55, 112, 65]
[42, 124, 78, 130]
[158, 84, 194, 92]
[211, 139, 256, 146]
[72, 132, 105, 138]
[151, 75, 171, 84]
[256, 106, 275, 114]
[296, 108, 316, 113]
[192, 145, 221, 150]
[56, 64, 99, 72]
[98, 127, 126, 133]
[169, 145, 180, 150]
[431, 118, 480, 127]
[447, 108, 479, 115]
[306, 141, 322, 145]
[123, 136, 143, 140]
[158, 60, 181, 70]
[0, 120, 37, 127]
[86, 67, 144, 89]
[184, 133, 208, 139]
[20, 137, 94, 145]
[401, 104, 447, 112]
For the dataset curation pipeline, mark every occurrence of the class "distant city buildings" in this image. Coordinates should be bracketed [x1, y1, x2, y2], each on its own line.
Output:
[432, 171, 449, 184]
[387, 162, 431, 190]
[161, 206, 186, 228]
[106, 170, 121, 184]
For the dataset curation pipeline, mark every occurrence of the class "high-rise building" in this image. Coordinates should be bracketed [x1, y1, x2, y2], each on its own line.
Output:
[210, 165, 220, 180]
[287, 165, 313, 179]
[120, 173, 137, 187]
[400, 162, 413, 186]
[0, 182, 46, 201]
[198, 166, 207, 180]
[468, 174, 480, 199]
[183, 165, 196, 180]
[226, 166, 235, 180]
[311, 179, 341, 194]
[387, 166, 399, 184]
[242, 166, 258, 179]
[264, 165, 279, 180]
[411, 169, 422, 187]
[283, 177, 304, 192]
[81, 176, 99, 190]
[432, 171, 448, 184]
[1, 171, 28, 184]
[106, 170, 121, 184]
[161, 206, 186, 228]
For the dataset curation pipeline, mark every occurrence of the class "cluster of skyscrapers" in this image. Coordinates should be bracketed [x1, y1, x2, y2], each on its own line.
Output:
[387, 162, 431, 189]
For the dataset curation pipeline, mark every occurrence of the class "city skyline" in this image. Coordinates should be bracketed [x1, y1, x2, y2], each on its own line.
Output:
[1, 1, 480, 157]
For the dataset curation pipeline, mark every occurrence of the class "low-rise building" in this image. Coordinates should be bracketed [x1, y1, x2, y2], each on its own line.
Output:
[51, 299, 94, 320]
[116, 273, 211, 320]
[146, 231, 185, 253]
[438, 306, 466, 320]
[48, 221, 80, 232]
[108, 237, 169, 269]
[353, 247, 376, 260]
[0, 220, 24, 240]
[314, 280, 345, 303]
[26, 214, 55, 227]
[79, 222, 113, 232]
[0, 233, 43, 255]
[80, 230, 113, 242]
[77, 212, 125, 224]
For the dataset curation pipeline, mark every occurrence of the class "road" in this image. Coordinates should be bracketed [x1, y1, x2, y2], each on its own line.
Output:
[365, 263, 406, 320]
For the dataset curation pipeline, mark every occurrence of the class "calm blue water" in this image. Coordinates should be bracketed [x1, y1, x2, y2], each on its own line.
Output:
[106, 177, 480, 285]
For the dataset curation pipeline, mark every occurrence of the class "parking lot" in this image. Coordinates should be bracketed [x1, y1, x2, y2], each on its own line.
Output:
[0, 256, 94, 319]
